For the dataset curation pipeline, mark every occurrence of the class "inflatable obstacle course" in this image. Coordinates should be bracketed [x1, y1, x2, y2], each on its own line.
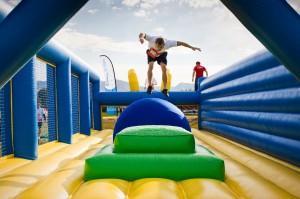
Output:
[84, 125, 225, 181]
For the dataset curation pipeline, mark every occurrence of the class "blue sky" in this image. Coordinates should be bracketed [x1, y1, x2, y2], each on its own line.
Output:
[8, 0, 300, 86]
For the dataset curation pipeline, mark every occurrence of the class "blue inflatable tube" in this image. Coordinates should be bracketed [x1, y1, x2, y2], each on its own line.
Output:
[201, 110, 300, 141]
[0, 0, 89, 88]
[201, 121, 300, 167]
[201, 87, 300, 113]
[220, 0, 300, 81]
[95, 91, 200, 106]
[38, 40, 100, 82]
[201, 65, 300, 100]
[200, 50, 280, 91]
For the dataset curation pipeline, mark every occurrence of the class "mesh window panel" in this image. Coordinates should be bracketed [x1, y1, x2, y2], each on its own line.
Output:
[89, 83, 94, 129]
[36, 59, 57, 144]
[0, 83, 12, 156]
[47, 65, 57, 142]
[0, 87, 5, 157]
[71, 75, 80, 134]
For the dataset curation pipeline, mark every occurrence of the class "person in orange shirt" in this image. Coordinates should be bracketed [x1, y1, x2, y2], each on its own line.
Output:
[192, 61, 208, 91]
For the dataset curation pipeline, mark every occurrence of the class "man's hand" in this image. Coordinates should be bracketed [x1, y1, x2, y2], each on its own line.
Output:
[140, 38, 144, 44]
[139, 33, 145, 44]
[192, 47, 201, 51]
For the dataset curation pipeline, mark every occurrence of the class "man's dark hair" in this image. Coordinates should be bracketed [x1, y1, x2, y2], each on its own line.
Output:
[155, 37, 165, 46]
[196, 61, 200, 65]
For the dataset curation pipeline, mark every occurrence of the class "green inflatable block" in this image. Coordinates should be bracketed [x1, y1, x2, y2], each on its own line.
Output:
[114, 125, 195, 153]
[84, 145, 224, 182]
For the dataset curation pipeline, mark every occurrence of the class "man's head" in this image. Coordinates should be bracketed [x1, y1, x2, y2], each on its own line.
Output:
[155, 37, 165, 51]
[196, 61, 201, 65]
[37, 103, 41, 108]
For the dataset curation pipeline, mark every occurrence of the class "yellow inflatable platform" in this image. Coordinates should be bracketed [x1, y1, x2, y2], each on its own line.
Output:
[0, 129, 299, 199]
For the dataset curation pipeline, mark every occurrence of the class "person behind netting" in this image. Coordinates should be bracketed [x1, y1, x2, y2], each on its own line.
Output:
[139, 32, 201, 97]
[144, 76, 157, 90]
[37, 103, 46, 142]
[192, 61, 208, 91]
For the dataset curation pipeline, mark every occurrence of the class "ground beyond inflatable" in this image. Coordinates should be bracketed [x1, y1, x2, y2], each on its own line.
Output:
[0, 0, 300, 198]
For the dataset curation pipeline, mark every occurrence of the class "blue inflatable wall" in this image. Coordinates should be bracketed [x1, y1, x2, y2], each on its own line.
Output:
[199, 50, 300, 166]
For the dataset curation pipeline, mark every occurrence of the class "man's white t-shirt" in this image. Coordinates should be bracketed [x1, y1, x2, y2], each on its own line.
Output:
[145, 35, 177, 54]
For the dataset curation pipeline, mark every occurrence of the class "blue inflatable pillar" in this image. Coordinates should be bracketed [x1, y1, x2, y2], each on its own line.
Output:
[57, 59, 73, 143]
[198, 77, 206, 130]
[93, 81, 101, 130]
[220, 0, 300, 81]
[80, 72, 91, 135]
[0, 0, 89, 88]
[12, 57, 37, 160]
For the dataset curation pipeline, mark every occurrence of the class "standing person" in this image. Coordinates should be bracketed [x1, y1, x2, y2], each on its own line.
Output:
[192, 61, 208, 91]
[37, 103, 46, 143]
[144, 76, 157, 90]
[139, 33, 201, 97]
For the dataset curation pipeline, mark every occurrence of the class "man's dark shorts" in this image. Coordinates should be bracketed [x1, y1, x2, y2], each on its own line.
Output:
[146, 50, 168, 65]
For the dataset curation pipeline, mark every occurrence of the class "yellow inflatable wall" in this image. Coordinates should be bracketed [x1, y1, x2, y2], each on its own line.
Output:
[160, 69, 172, 91]
[128, 69, 140, 91]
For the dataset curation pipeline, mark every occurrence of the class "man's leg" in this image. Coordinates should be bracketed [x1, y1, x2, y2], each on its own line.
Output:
[160, 62, 169, 97]
[147, 62, 154, 94]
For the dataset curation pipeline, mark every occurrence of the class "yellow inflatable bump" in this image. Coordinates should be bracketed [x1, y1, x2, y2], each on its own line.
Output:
[180, 179, 239, 199]
[128, 69, 140, 91]
[72, 179, 129, 199]
[72, 178, 240, 199]
[160, 69, 172, 91]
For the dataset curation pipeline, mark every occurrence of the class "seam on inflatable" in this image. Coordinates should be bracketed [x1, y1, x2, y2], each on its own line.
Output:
[177, 181, 187, 199]
[125, 181, 132, 199]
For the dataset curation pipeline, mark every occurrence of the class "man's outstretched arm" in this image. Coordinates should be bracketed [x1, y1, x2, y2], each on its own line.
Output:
[177, 41, 201, 51]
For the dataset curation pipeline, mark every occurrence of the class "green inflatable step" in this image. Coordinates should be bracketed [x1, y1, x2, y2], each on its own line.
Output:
[114, 125, 195, 153]
[84, 144, 224, 182]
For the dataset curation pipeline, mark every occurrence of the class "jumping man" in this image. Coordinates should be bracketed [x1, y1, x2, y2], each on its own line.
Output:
[139, 33, 201, 97]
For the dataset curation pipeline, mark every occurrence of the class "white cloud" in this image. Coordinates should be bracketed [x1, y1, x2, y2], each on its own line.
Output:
[179, 0, 219, 8]
[153, 27, 165, 33]
[87, 9, 98, 14]
[122, 0, 140, 7]
[140, 0, 170, 9]
[112, 6, 122, 11]
[134, 9, 147, 17]
[54, 27, 144, 54]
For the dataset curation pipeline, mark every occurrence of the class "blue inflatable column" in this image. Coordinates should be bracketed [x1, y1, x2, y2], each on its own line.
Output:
[57, 59, 73, 144]
[220, 0, 300, 81]
[79, 72, 91, 135]
[12, 57, 37, 160]
[198, 77, 206, 130]
[0, 0, 89, 88]
[93, 81, 101, 130]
